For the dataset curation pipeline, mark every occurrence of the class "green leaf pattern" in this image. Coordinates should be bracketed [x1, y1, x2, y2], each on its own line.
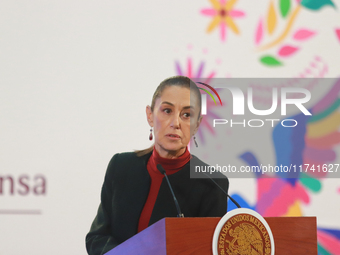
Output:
[280, 0, 291, 18]
[260, 55, 283, 66]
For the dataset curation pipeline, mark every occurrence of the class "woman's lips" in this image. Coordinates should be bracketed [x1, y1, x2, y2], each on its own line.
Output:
[166, 134, 181, 140]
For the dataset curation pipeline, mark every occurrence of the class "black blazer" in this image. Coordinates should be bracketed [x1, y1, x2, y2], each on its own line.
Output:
[86, 151, 229, 255]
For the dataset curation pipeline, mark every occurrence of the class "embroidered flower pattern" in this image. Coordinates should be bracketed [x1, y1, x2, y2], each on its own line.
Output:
[201, 0, 245, 42]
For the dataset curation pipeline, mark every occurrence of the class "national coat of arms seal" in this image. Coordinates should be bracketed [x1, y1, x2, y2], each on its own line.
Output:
[212, 208, 275, 255]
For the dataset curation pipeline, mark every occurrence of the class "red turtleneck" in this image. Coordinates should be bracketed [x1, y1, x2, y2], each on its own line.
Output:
[137, 147, 191, 232]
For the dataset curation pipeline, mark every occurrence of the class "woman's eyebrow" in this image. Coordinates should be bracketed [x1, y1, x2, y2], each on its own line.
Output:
[161, 101, 174, 106]
[161, 102, 195, 110]
[183, 106, 194, 110]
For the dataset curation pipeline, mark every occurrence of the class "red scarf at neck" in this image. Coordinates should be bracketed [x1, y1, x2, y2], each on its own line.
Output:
[137, 147, 191, 232]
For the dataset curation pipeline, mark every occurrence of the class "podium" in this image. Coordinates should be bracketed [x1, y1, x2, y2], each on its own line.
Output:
[105, 217, 317, 255]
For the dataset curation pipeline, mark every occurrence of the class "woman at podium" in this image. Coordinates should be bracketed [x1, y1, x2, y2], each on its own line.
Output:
[86, 76, 229, 255]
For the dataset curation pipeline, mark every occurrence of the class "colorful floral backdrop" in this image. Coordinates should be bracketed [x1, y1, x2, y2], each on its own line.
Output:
[175, 1, 340, 254]
[0, 0, 339, 254]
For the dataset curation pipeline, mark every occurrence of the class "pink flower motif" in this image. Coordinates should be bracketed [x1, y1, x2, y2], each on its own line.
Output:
[201, 0, 245, 42]
[255, 18, 263, 45]
[293, 29, 316, 41]
[278, 45, 299, 57]
[175, 58, 215, 81]
[335, 28, 340, 43]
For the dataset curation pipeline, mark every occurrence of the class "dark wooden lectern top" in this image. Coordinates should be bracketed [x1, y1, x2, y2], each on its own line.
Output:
[106, 217, 317, 255]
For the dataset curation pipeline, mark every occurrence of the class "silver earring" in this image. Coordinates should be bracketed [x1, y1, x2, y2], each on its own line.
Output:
[149, 128, 153, 140]
[193, 136, 198, 147]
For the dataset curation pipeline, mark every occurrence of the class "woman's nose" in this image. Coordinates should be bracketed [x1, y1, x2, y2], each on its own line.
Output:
[170, 114, 180, 128]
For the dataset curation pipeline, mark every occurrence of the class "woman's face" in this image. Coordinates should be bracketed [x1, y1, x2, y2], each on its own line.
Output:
[146, 86, 202, 158]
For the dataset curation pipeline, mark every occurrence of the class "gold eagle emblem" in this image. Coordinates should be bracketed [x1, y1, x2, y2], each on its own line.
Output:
[225, 223, 263, 255]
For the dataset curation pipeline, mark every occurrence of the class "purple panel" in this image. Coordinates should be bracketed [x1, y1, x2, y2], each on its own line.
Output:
[105, 218, 167, 255]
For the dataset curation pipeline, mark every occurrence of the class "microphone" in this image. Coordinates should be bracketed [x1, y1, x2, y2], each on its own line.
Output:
[201, 172, 241, 210]
[157, 164, 184, 218]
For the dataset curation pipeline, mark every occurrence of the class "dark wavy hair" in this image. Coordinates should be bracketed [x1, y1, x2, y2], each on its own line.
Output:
[135, 75, 202, 156]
